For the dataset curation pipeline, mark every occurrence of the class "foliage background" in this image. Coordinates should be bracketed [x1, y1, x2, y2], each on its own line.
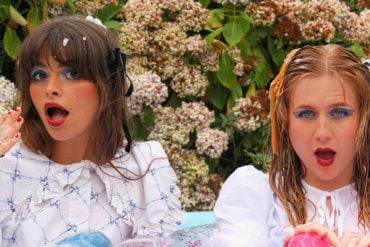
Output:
[0, 0, 369, 211]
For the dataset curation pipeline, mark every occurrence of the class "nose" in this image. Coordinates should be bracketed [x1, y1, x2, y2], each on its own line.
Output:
[314, 116, 333, 142]
[45, 75, 62, 97]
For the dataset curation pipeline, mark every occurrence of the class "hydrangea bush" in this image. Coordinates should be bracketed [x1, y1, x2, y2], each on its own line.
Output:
[1, 0, 369, 211]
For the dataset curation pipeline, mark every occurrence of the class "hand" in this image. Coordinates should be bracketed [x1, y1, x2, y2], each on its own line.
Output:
[0, 107, 23, 157]
[340, 232, 370, 247]
[284, 223, 340, 247]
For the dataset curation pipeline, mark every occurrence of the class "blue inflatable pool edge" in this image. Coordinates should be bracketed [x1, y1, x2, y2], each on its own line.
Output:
[180, 211, 215, 229]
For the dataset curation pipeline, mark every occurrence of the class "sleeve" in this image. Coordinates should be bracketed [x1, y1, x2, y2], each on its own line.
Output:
[204, 165, 274, 247]
[99, 141, 183, 238]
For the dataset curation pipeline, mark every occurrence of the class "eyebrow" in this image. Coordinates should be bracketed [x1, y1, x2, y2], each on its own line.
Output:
[293, 102, 354, 110]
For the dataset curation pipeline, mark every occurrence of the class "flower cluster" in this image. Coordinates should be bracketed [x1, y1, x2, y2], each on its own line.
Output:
[214, 0, 249, 5]
[196, 128, 229, 159]
[0, 76, 17, 116]
[168, 147, 223, 211]
[246, 0, 369, 45]
[73, 0, 119, 16]
[148, 106, 191, 147]
[149, 102, 219, 150]
[176, 102, 215, 132]
[118, 0, 214, 96]
[171, 65, 209, 98]
[231, 89, 270, 132]
[128, 72, 168, 115]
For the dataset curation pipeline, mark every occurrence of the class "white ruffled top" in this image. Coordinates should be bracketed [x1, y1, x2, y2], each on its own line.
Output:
[205, 165, 368, 247]
[0, 140, 183, 246]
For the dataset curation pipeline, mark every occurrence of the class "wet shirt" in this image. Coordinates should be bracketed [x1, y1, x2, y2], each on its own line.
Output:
[205, 165, 368, 247]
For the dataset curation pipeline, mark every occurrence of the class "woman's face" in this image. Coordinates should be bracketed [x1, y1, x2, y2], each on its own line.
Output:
[288, 74, 359, 191]
[29, 54, 99, 150]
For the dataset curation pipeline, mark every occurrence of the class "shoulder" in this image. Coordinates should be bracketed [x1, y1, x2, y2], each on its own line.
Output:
[0, 140, 48, 171]
[206, 166, 274, 246]
[131, 140, 168, 157]
[221, 165, 270, 193]
[130, 140, 169, 168]
[214, 165, 273, 224]
[100, 141, 183, 237]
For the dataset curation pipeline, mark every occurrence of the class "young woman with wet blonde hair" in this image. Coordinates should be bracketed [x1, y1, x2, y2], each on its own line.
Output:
[206, 44, 370, 246]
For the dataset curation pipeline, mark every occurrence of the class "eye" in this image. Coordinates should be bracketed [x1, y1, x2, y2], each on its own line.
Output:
[30, 69, 48, 81]
[329, 108, 354, 118]
[293, 109, 317, 119]
[62, 68, 80, 80]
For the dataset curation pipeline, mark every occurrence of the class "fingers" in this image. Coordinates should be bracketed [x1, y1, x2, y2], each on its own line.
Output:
[340, 232, 370, 247]
[294, 223, 340, 245]
[0, 106, 23, 156]
[284, 223, 340, 247]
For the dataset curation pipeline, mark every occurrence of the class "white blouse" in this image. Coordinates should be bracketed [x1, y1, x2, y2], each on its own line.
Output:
[0, 140, 183, 246]
[205, 165, 368, 247]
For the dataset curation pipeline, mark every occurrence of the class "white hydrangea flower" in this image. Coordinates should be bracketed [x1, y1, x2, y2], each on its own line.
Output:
[0, 76, 17, 116]
[196, 128, 229, 158]
[213, 0, 249, 5]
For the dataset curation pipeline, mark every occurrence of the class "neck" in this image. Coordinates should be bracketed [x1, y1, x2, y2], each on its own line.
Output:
[50, 137, 95, 165]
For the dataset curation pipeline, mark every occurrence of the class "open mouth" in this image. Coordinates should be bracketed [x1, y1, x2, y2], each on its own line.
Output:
[44, 103, 69, 126]
[314, 150, 336, 160]
[46, 107, 69, 119]
[314, 148, 336, 166]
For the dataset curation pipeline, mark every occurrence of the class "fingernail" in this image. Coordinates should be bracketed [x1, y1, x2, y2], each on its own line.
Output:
[7, 111, 11, 115]
[17, 117, 22, 122]
[15, 133, 20, 138]
[15, 107, 20, 111]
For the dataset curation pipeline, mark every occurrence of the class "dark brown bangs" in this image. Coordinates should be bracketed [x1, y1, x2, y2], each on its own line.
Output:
[40, 26, 95, 81]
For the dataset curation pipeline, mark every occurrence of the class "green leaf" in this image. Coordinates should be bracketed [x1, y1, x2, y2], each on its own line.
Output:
[222, 19, 244, 47]
[216, 52, 237, 89]
[238, 11, 254, 25]
[207, 9, 225, 29]
[245, 82, 256, 98]
[104, 20, 122, 31]
[238, 38, 252, 59]
[206, 82, 228, 110]
[66, 0, 76, 12]
[253, 61, 273, 89]
[131, 115, 147, 140]
[166, 93, 182, 108]
[4, 26, 21, 59]
[241, 133, 255, 149]
[97, 5, 122, 22]
[267, 37, 286, 66]
[237, 12, 252, 33]
[143, 105, 155, 124]
[198, 0, 211, 7]
[347, 43, 364, 58]
[205, 27, 223, 47]
[27, 7, 42, 32]
[0, 4, 10, 21]
[229, 84, 242, 104]
[9, 5, 28, 26]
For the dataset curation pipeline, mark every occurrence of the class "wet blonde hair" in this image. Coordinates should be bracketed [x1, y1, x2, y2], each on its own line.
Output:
[16, 16, 133, 166]
[269, 44, 370, 229]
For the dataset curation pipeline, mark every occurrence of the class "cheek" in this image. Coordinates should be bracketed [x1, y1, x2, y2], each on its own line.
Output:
[29, 84, 43, 107]
[288, 118, 309, 153]
[73, 84, 100, 111]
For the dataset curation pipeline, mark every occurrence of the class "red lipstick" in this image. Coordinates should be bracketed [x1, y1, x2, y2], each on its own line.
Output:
[314, 147, 336, 166]
[44, 102, 69, 127]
